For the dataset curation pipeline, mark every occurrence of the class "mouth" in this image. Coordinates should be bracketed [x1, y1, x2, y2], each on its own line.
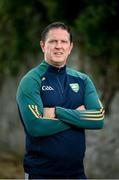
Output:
[54, 52, 63, 56]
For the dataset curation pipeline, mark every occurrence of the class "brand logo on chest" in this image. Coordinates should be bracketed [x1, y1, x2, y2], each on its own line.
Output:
[42, 86, 54, 91]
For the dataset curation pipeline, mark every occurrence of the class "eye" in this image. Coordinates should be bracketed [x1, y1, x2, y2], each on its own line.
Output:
[61, 40, 68, 44]
[49, 40, 57, 43]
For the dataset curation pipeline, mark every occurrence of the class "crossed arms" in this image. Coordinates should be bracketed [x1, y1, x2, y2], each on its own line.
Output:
[16, 76, 105, 137]
[43, 105, 86, 118]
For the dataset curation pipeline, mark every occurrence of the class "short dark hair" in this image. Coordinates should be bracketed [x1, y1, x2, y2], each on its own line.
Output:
[41, 22, 73, 43]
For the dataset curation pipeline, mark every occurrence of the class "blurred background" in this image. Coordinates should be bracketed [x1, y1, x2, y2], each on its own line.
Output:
[0, 0, 119, 178]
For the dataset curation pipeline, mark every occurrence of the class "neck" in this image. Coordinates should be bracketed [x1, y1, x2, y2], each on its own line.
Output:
[45, 59, 66, 68]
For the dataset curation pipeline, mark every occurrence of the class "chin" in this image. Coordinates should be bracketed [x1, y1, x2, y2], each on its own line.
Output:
[54, 59, 65, 63]
[52, 60, 65, 67]
[53, 58, 65, 63]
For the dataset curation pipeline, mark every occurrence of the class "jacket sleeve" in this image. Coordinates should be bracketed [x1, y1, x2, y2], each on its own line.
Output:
[16, 76, 70, 137]
[55, 76, 104, 129]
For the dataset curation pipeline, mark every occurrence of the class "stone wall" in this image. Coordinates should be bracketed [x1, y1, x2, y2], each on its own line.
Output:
[0, 76, 25, 153]
[85, 92, 119, 179]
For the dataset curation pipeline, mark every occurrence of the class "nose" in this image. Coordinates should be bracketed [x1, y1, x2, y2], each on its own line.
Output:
[55, 41, 62, 48]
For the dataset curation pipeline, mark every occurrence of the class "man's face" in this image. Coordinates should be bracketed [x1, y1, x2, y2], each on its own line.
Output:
[40, 28, 73, 67]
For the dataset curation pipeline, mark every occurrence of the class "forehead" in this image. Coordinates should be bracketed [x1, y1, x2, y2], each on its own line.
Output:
[46, 28, 70, 40]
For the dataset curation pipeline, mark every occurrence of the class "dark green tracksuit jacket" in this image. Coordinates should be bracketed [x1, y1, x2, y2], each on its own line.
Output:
[16, 60, 104, 178]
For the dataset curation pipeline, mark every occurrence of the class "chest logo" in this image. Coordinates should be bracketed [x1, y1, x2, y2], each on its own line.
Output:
[69, 83, 80, 93]
[42, 86, 54, 91]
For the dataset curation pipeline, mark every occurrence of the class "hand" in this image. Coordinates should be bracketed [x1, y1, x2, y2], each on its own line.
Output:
[43, 107, 55, 118]
[76, 105, 86, 111]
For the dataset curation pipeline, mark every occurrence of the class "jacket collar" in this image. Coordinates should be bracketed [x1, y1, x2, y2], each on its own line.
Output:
[42, 60, 66, 74]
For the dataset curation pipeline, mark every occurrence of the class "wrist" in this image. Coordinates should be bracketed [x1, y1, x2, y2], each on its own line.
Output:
[43, 107, 55, 118]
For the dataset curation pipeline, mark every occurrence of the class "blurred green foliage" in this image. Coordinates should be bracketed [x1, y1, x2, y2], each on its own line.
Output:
[74, 1, 119, 112]
[0, 0, 119, 111]
[75, 2, 119, 59]
[0, 0, 49, 76]
[0, 0, 119, 73]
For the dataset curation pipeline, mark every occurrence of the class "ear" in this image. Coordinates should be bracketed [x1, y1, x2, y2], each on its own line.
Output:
[69, 42, 73, 54]
[40, 41, 45, 53]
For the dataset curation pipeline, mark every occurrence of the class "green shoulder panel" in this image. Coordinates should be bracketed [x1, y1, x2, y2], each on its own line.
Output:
[16, 61, 70, 137]
[66, 66, 87, 80]
[16, 60, 48, 114]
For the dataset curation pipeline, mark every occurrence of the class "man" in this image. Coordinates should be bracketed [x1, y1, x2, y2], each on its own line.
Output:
[16, 22, 104, 179]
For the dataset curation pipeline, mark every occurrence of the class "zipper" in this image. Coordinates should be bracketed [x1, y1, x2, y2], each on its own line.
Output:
[57, 69, 64, 94]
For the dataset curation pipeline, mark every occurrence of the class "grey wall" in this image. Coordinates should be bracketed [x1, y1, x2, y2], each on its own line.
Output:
[85, 92, 119, 179]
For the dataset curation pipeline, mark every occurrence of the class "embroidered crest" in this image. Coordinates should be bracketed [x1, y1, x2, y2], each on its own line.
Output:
[69, 83, 80, 93]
